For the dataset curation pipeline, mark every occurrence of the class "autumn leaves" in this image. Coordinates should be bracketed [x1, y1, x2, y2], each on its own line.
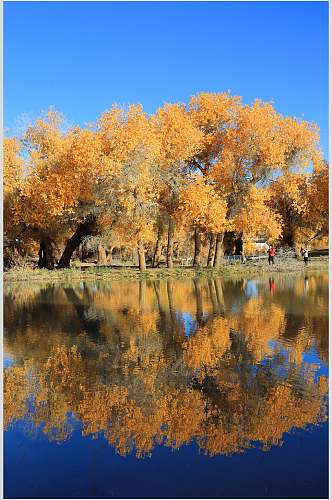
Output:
[4, 92, 327, 270]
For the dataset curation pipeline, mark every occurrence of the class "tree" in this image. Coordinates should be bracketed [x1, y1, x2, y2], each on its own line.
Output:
[208, 98, 321, 256]
[268, 172, 309, 248]
[3, 137, 24, 196]
[3, 94, 326, 271]
[3, 138, 26, 267]
[269, 160, 328, 250]
[96, 104, 162, 271]
[186, 92, 241, 263]
[15, 110, 115, 268]
[151, 103, 204, 268]
[303, 160, 328, 238]
[232, 186, 283, 254]
[179, 174, 229, 266]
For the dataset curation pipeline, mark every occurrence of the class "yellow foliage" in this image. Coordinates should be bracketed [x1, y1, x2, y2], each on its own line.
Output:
[3, 138, 24, 195]
[179, 174, 229, 232]
[3, 93, 326, 256]
[232, 185, 282, 243]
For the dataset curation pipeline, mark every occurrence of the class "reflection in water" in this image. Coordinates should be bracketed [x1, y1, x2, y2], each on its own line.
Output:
[4, 273, 328, 459]
[269, 277, 276, 295]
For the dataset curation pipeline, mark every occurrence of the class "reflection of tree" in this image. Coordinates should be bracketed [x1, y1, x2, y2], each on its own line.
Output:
[4, 363, 32, 429]
[183, 316, 230, 369]
[208, 279, 220, 315]
[193, 279, 204, 326]
[63, 286, 104, 342]
[4, 273, 328, 458]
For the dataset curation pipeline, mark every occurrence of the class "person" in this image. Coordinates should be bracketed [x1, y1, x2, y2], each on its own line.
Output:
[303, 248, 309, 265]
[268, 245, 275, 265]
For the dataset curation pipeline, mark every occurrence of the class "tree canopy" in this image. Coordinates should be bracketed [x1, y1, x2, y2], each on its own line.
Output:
[3, 92, 328, 270]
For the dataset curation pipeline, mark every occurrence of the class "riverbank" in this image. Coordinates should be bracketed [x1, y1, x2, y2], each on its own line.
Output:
[3, 257, 328, 284]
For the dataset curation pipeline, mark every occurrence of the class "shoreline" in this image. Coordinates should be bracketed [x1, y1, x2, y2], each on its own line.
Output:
[3, 257, 328, 285]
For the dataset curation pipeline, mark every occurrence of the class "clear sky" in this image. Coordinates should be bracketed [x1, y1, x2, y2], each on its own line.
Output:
[4, 1, 329, 157]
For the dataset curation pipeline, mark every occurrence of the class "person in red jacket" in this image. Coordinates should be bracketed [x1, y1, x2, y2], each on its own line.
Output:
[268, 245, 275, 265]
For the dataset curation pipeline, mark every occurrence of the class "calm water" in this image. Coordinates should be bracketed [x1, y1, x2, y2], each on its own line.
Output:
[4, 272, 329, 499]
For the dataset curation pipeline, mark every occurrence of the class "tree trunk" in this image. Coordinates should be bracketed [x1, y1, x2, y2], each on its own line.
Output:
[58, 217, 98, 269]
[97, 244, 108, 265]
[81, 241, 89, 262]
[207, 233, 217, 267]
[235, 234, 244, 255]
[213, 232, 224, 268]
[106, 246, 113, 265]
[167, 218, 175, 269]
[137, 239, 146, 272]
[38, 236, 58, 270]
[223, 231, 236, 256]
[4, 248, 16, 270]
[38, 242, 45, 268]
[153, 224, 163, 267]
[282, 225, 295, 248]
[193, 227, 202, 267]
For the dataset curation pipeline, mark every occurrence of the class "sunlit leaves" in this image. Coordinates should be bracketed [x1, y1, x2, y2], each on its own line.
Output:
[179, 174, 229, 233]
[3, 92, 326, 256]
[232, 185, 283, 244]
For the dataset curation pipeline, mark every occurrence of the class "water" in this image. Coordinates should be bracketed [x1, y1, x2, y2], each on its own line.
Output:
[3, 272, 329, 498]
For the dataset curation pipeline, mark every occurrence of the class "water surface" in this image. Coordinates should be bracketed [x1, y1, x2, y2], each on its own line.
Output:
[4, 272, 328, 498]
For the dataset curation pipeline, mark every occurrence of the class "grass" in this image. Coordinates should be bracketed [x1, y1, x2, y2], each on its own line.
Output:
[3, 256, 328, 284]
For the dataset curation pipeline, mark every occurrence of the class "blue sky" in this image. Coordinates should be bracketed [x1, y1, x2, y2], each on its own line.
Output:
[4, 1, 329, 157]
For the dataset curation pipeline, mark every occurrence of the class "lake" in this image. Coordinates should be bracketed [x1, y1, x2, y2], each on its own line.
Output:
[3, 272, 329, 499]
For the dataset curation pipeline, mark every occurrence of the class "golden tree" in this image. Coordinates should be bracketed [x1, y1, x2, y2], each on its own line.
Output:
[96, 104, 162, 271]
[151, 103, 204, 268]
[269, 160, 328, 250]
[3, 138, 27, 266]
[207, 99, 318, 249]
[3, 93, 326, 271]
[232, 186, 283, 253]
[179, 174, 230, 266]
[11, 109, 116, 268]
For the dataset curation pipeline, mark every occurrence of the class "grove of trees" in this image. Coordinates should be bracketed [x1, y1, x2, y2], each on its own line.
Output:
[4, 92, 328, 271]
